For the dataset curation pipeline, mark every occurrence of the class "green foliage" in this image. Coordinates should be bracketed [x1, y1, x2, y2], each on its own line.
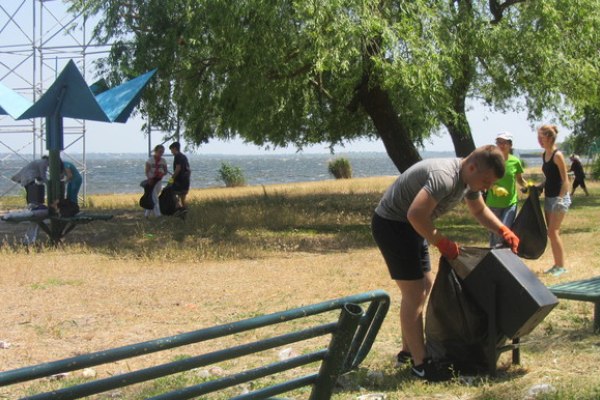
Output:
[71, 0, 600, 167]
[328, 157, 352, 179]
[217, 162, 246, 188]
[570, 107, 600, 159]
[591, 157, 600, 180]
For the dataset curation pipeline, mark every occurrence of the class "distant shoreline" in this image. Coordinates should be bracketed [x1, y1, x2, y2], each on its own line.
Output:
[0, 149, 544, 159]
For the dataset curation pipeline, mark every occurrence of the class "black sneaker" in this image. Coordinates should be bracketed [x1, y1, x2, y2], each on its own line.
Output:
[395, 350, 412, 366]
[411, 358, 453, 382]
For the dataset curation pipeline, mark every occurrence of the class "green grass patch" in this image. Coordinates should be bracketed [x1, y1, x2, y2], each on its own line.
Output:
[30, 278, 83, 290]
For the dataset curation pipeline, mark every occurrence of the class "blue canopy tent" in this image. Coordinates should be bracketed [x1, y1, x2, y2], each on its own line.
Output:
[0, 82, 33, 119]
[1, 60, 156, 241]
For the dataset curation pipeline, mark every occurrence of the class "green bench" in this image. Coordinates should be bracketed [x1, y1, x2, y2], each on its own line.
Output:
[1, 212, 113, 243]
[0, 290, 389, 399]
[549, 276, 600, 332]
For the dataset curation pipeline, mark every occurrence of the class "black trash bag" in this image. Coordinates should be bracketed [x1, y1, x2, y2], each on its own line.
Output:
[57, 199, 80, 217]
[511, 186, 547, 260]
[139, 179, 155, 210]
[425, 257, 503, 374]
[159, 184, 178, 216]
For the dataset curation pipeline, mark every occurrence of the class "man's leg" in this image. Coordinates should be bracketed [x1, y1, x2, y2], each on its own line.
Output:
[24, 222, 39, 245]
[396, 271, 434, 366]
[582, 181, 590, 196]
[152, 182, 162, 217]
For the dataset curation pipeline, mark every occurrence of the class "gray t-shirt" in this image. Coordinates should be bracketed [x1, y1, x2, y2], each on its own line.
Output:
[375, 158, 480, 223]
[11, 159, 49, 186]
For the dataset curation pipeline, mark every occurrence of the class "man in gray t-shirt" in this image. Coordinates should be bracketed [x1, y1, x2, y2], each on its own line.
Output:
[371, 145, 520, 382]
[375, 158, 481, 223]
[11, 156, 49, 206]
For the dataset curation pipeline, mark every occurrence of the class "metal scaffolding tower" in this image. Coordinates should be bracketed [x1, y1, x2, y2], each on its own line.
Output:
[0, 0, 110, 204]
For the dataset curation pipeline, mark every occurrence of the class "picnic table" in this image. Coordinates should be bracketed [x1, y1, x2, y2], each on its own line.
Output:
[549, 276, 600, 332]
[1, 211, 113, 244]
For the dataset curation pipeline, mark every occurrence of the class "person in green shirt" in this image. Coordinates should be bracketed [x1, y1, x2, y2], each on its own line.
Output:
[486, 132, 527, 247]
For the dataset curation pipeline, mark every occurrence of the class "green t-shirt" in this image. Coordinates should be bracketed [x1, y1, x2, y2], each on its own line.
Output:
[486, 154, 524, 208]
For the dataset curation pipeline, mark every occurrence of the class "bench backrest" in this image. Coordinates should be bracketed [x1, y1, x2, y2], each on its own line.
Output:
[0, 290, 389, 399]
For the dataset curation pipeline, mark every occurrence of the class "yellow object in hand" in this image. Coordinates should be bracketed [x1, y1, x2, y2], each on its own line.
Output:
[168, 177, 174, 185]
[492, 185, 509, 197]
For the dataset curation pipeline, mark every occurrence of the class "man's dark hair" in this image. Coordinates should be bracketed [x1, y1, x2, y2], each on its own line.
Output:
[468, 145, 505, 179]
[169, 142, 181, 151]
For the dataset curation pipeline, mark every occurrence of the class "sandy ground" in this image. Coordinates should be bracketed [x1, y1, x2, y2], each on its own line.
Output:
[0, 243, 400, 396]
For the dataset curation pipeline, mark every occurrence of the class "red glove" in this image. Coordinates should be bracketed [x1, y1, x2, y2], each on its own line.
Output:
[498, 225, 520, 253]
[434, 237, 460, 260]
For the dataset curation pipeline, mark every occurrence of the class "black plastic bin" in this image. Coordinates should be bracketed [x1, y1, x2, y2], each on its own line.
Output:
[450, 247, 558, 338]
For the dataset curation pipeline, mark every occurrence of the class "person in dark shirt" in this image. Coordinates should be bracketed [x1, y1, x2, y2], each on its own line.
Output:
[538, 124, 570, 276]
[569, 154, 589, 196]
[169, 141, 191, 209]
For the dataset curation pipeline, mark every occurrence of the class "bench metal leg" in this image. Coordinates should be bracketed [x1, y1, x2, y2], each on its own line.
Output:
[512, 337, 520, 365]
[311, 303, 363, 400]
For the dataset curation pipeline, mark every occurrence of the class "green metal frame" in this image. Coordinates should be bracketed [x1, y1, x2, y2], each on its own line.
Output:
[0, 290, 389, 399]
[550, 276, 600, 332]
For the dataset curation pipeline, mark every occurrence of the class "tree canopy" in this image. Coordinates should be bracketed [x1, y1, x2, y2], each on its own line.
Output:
[72, 0, 600, 171]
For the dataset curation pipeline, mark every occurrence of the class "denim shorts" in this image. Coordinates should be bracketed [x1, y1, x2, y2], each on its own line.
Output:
[544, 194, 571, 213]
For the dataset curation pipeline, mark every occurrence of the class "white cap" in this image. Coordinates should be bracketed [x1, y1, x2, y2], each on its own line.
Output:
[496, 131, 513, 141]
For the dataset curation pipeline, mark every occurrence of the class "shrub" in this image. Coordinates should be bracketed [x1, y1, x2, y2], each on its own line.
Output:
[328, 157, 352, 179]
[218, 162, 246, 187]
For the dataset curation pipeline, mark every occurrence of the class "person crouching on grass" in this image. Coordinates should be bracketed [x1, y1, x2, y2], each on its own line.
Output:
[371, 145, 520, 382]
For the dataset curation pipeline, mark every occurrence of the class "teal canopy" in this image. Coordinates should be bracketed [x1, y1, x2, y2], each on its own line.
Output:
[1, 60, 156, 124]
[0, 81, 33, 119]
[0, 59, 157, 230]
[95, 69, 156, 123]
[14, 60, 156, 123]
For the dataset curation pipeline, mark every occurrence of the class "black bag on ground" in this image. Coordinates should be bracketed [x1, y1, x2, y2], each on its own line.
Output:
[139, 180, 155, 210]
[511, 186, 547, 260]
[158, 184, 177, 216]
[57, 199, 80, 217]
[425, 257, 503, 374]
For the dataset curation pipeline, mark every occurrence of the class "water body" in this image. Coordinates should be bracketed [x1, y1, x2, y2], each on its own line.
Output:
[0, 150, 542, 196]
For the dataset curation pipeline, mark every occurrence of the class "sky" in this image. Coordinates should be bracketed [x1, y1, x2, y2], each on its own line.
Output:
[81, 102, 560, 155]
[1, 1, 567, 156]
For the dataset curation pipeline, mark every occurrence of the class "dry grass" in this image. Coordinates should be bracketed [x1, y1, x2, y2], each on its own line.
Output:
[1, 176, 599, 399]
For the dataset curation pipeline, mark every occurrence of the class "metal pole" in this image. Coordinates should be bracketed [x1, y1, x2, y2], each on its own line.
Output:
[46, 109, 64, 242]
[147, 117, 152, 157]
[33, 0, 38, 160]
[512, 337, 521, 365]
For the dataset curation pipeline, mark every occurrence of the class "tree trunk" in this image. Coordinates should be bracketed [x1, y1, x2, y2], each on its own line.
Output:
[446, 110, 476, 157]
[442, 0, 477, 158]
[357, 83, 421, 173]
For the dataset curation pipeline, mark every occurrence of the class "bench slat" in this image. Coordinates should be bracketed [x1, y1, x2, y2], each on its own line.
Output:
[549, 277, 600, 301]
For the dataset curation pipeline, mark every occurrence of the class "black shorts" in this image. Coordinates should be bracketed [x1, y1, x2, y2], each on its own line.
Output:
[572, 178, 586, 190]
[172, 178, 190, 195]
[371, 213, 431, 280]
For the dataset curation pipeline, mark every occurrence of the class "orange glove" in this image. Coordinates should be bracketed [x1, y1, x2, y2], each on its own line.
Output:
[434, 237, 460, 260]
[498, 225, 520, 253]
